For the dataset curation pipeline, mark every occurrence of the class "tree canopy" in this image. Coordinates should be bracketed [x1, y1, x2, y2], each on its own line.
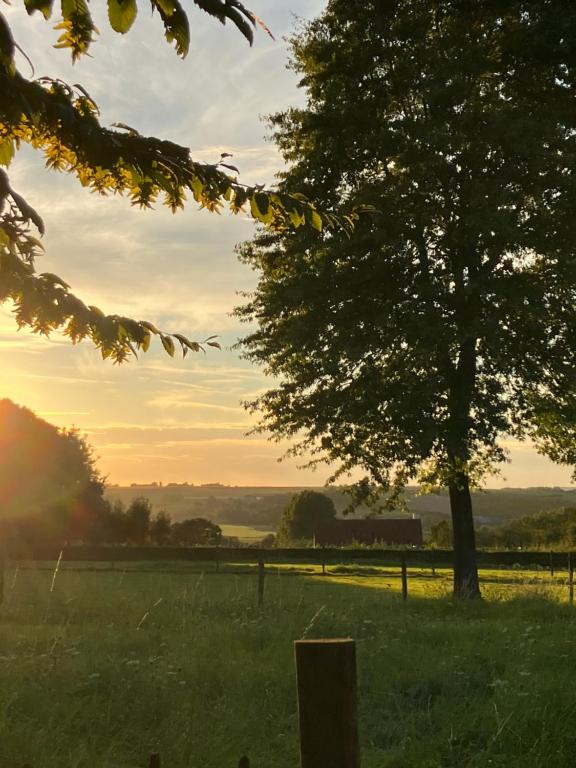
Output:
[0, 398, 107, 542]
[277, 490, 336, 543]
[0, 1, 362, 362]
[237, 0, 576, 596]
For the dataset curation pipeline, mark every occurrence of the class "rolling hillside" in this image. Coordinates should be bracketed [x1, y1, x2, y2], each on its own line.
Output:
[105, 484, 576, 534]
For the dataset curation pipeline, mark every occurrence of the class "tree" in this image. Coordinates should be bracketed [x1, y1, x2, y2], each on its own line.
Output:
[430, 521, 452, 550]
[150, 510, 172, 544]
[0, 398, 107, 542]
[0, 2, 359, 362]
[124, 496, 152, 544]
[171, 517, 222, 545]
[237, 1, 576, 597]
[277, 490, 336, 543]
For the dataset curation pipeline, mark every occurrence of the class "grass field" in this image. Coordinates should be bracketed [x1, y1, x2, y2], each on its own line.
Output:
[219, 524, 273, 543]
[1, 563, 576, 768]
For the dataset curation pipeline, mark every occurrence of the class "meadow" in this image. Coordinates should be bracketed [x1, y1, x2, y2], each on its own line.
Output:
[1, 562, 576, 768]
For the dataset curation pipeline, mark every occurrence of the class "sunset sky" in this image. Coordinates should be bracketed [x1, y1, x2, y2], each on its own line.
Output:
[1, 1, 574, 489]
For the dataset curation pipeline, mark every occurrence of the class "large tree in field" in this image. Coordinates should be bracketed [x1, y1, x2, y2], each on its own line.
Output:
[237, 1, 576, 597]
[277, 489, 336, 543]
[0, 1, 354, 362]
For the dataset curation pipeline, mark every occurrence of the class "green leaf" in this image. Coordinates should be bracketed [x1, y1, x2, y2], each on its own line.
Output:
[153, 0, 176, 15]
[0, 139, 14, 168]
[151, 0, 189, 57]
[160, 334, 175, 357]
[24, 0, 55, 19]
[250, 192, 273, 224]
[141, 330, 151, 352]
[309, 208, 323, 232]
[39, 272, 70, 289]
[107, 0, 138, 34]
[140, 320, 160, 334]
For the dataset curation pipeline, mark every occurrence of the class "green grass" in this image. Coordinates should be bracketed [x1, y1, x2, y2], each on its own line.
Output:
[1, 563, 576, 767]
[219, 524, 273, 542]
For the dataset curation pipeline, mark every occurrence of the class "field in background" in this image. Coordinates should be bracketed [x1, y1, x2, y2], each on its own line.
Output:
[1, 562, 576, 767]
[219, 524, 273, 542]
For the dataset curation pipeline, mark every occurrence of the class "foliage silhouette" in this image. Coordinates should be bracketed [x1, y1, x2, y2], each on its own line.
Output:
[237, 0, 576, 597]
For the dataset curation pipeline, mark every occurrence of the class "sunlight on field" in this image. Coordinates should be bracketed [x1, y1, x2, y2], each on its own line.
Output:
[264, 562, 573, 602]
[219, 524, 272, 542]
[1, 562, 576, 767]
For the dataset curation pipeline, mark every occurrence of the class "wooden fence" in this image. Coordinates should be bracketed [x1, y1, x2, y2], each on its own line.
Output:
[0, 545, 574, 605]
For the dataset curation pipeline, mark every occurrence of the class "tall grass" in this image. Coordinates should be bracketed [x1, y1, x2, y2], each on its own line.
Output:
[0, 564, 575, 767]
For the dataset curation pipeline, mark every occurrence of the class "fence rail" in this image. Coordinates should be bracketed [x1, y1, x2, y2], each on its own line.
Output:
[1, 545, 574, 606]
[3, 544, 575, 569]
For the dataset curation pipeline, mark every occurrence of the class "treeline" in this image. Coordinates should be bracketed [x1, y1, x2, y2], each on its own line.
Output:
[90, 498, 223, 546]
[2, 495, 224, 548]
[431, 507, 576, 550]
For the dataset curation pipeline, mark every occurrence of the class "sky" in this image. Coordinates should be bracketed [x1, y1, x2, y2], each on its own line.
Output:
[0, 1, 574, 489]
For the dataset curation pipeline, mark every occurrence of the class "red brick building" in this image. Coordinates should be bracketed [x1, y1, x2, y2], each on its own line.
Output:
[314, 518, 423, 547]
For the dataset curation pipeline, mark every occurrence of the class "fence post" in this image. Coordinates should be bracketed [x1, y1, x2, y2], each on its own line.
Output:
[149, 753, 161, 768]
[257, 556, 265, 608]
[569, 553, 574, 605]
[238, 758, 250, 768]
[400, 552, 408, 602]
[549, 551, 554, 578]
[294, 639, 360, 768]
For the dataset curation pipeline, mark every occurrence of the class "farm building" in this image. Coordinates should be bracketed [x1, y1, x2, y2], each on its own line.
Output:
[314, 518, 423, 547]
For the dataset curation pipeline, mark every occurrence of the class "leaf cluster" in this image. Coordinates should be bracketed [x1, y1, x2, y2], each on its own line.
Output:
[0, 4, 363, 359]
[22, 0, 273, 60]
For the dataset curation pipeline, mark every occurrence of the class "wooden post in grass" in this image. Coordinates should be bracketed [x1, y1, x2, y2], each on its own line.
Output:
[294, 639, 360, 768]
[400, 552, 408, 602]
[257, 556, 265, 607]
[549, 551, 554, 578]
[568, 553, 574, 605]
[149, 753, 161, 768]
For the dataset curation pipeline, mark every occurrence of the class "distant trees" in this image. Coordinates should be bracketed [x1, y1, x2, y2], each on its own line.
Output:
[171, 518, 222, 546]
[278, 490, 336, 543]
[476, 508, 576, 550]
[429, 508, 576, 550]
[124, 497, 153, 544]
[429, 521, 453, 550]
[149, 511, 172, 545]
[90, 500, 221, 546]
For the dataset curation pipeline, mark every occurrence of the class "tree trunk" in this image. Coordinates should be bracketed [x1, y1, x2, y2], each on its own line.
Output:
[448, 473, 481, 599]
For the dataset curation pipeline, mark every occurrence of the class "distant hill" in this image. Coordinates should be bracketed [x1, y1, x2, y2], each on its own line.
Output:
[105, 485, 576, 533]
